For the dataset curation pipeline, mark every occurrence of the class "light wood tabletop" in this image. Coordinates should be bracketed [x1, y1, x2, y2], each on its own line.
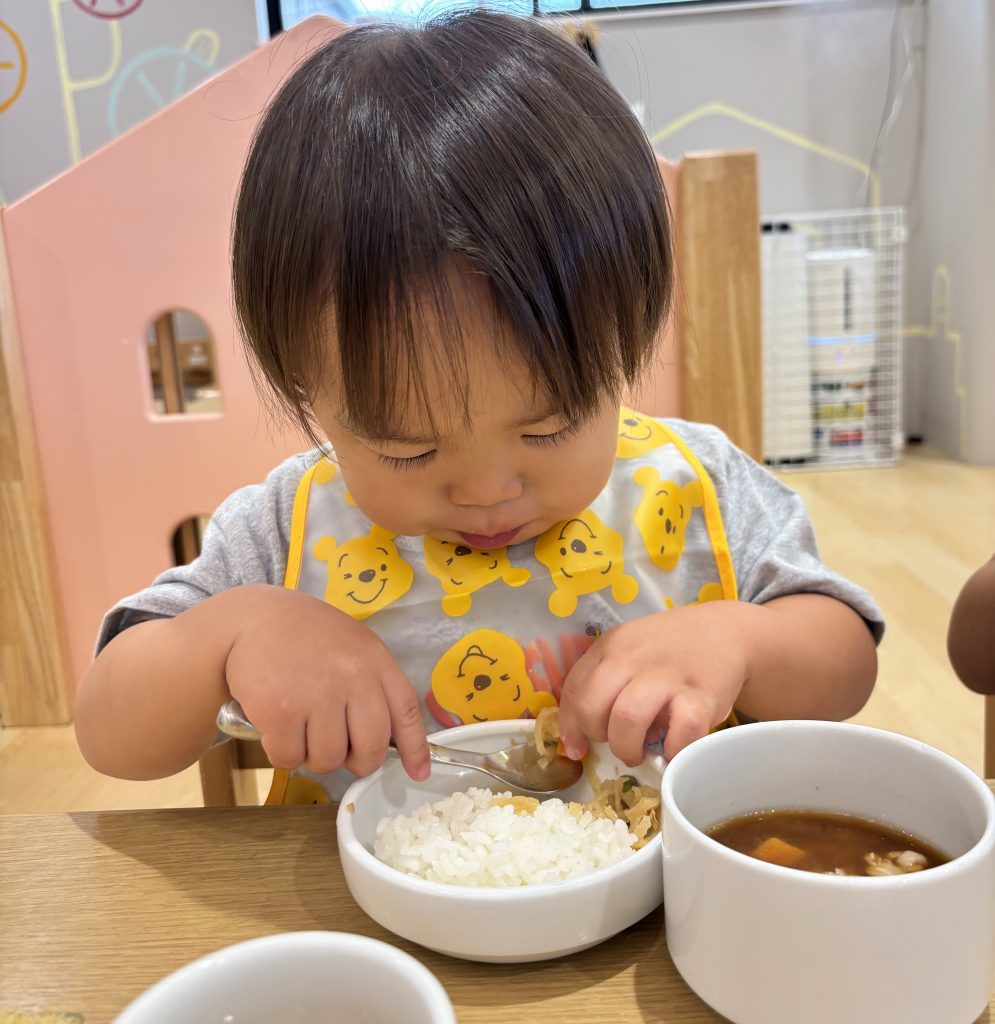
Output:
[2, 797, 994, 1024]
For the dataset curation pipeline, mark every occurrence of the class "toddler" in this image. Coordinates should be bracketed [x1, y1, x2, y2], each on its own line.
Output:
[75, 12, 882, 798]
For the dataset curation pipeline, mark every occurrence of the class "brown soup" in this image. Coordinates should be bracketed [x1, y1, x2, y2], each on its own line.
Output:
[706, 810, 950, 876]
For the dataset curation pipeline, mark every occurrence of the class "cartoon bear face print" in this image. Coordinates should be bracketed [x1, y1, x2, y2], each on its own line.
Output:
[423, 538, 531, 616]
[616, 407, 671, 459]
[632, 466, 704, 572]
[534, 509, 639, 617]
[431, 629, 556, 723]
[313, 525, 414, 620]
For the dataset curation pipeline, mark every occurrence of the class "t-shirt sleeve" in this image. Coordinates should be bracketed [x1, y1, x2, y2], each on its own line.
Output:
[94, 453, 313, 655]
[670, 420, 885, 643]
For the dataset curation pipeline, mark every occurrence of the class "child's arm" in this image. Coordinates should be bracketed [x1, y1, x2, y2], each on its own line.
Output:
[74, 584, 430, 782]
[557, 593, 876, 765]
[947, 555, 995, 694]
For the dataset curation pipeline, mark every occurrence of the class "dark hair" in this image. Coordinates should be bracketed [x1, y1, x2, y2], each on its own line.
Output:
[232, 10, 672, 444]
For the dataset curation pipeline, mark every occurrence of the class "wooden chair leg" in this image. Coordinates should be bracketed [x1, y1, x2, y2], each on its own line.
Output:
[985, 696, 995, 781]
[199, 742, 238, 807]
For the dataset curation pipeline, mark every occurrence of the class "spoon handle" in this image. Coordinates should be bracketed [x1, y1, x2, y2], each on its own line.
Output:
[217, 701, 484, 772]
[384, 743, 485, 771]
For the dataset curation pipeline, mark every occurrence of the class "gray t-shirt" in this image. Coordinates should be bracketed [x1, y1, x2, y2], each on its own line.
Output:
[98, 419, 884, 650]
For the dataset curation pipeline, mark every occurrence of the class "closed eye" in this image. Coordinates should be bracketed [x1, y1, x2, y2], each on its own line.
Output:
[377, 450, 436, 471]
[522, 422, 580, 449]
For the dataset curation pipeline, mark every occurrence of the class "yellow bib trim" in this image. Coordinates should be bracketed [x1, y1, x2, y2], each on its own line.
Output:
[657, 423, 738, 602]
[283, 459, 328, 589]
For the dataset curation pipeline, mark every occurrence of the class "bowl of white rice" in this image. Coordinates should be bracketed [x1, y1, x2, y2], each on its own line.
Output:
[337, 719, 665, 963]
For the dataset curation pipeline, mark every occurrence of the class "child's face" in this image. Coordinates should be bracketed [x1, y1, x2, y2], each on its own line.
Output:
[314, 313, 620, 549]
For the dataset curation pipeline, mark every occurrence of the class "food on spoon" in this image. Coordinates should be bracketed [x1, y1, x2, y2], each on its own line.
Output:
[534, 708, 661, 850]
[533, 705, 565, 767]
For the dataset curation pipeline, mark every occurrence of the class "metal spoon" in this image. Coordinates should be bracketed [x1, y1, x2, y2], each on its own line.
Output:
[216, 699, 584, 796]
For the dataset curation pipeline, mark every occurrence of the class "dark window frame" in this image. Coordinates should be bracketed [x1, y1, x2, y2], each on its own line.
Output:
[268, 0, 759, 35]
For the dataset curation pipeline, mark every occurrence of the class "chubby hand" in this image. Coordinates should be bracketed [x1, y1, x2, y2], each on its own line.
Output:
[558, 602, 750, 765]
[224, 586, 429, 780]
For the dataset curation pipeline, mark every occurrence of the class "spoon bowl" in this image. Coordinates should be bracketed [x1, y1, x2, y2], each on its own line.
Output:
[216, 700, 583, 795]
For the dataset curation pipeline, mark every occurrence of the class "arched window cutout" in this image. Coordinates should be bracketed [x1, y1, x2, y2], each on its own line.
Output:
[146, 310, 223, 415]
[172, 515, 210, 566]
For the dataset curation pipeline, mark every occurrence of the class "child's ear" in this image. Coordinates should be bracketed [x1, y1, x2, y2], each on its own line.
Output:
[370, 525, 397, 544]
[313, 536, 338, 563]
[633, 466, 660, 488]
[685, 481, 704, 508]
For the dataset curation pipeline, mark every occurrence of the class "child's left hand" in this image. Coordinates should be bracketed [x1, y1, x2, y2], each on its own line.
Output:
[557, 602, 750, 765]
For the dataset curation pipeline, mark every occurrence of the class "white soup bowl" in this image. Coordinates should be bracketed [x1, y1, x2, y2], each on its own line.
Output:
[662, 721, 995, 1024]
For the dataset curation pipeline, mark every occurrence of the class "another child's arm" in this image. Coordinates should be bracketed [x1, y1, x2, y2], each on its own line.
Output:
[947, 555, 995, 694]
[75, 584, 430, 782]
[558, 593, 876, 764]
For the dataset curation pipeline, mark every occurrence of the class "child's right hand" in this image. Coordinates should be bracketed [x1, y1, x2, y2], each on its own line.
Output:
[224, 585, 430, 781]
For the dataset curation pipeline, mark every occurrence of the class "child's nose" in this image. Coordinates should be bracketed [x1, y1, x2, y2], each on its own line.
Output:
[449, 470, 523, 508]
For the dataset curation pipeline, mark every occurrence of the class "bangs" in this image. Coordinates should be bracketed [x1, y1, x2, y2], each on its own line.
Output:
[232, 11, 672, 446]
[333, 261, 629, 444]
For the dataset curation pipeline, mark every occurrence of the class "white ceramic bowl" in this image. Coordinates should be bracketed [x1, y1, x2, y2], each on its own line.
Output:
[662, 721, 995, 1024]
[338, 719, 665, 963]
[112, 931, 455, 1024]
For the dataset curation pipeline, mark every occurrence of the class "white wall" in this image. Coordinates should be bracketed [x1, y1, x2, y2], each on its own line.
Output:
[596, 0, 973, 452]
[912, 0, 995, 463]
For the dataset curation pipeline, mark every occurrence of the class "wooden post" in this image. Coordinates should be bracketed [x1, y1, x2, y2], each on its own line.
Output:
[154, 311, 184, 415]
[0, 214, 73, 724]
[677, 152, 763, 461]
[154, 312, 201, 564]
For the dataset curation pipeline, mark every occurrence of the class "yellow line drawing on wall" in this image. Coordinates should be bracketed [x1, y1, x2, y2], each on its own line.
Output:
[183, 28, 220, 65]
[0, 19, 28, 114]
[50, 0, 123, 162]
[650, 101, 881, 210]
[903, 267, 967, 456]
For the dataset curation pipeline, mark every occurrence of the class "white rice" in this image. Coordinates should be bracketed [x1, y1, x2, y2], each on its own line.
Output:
[373, 787, 636, 887]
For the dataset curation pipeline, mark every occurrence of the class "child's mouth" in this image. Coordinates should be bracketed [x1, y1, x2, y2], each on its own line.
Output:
[457, 527, 522, 550]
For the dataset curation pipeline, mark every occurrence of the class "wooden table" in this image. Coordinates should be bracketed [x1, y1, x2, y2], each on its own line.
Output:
[2, 799, 994, 1024]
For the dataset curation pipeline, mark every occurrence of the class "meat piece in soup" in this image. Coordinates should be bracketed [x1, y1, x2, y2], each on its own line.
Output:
[706, 810, 949, 876]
